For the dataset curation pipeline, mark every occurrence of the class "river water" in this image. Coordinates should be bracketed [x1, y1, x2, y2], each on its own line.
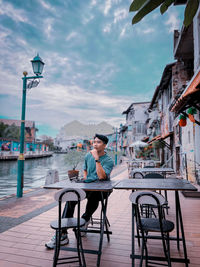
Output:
[0, 153, 84, 198]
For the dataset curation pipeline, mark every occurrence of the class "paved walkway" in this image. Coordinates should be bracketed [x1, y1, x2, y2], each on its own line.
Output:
[0, 163, 200, 266]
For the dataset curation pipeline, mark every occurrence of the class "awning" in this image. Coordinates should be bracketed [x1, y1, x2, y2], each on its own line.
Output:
[148, 135, 161, 144]
[142, 136, 149, 142]
[171, 69, 200, 113]
[148, 132, 173, 149]
[161, 132, 173, 140]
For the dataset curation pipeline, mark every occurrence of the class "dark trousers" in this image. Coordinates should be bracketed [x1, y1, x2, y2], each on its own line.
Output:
[63, 191, 107, 222]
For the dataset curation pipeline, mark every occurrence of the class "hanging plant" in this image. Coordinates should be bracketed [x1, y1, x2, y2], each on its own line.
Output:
[179, 114, 187, 127]
[187, 107, 197, 123]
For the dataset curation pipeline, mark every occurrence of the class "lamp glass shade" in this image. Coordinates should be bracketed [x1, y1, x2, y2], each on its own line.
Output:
[31, 54, 45, 75]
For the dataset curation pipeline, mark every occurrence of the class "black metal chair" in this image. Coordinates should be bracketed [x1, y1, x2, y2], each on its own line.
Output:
[144, 172, 169, 214]
[129, 191, 175, 267]
[132, 172, 144, 179]
[50, 188, 86, 267]
[144, 173, 164, 179]
[144, 165, 155, 168]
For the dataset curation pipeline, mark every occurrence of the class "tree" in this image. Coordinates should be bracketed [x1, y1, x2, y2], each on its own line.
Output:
[0, 123, 20, 139]
[0, 122, 8, 138]
[129, 0, 199, 27]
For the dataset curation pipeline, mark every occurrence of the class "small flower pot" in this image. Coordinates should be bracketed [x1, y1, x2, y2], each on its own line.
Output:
[68, 170, 79, 180]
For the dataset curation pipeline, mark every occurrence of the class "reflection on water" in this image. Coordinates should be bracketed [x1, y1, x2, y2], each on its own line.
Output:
[0, 153, 84, 198]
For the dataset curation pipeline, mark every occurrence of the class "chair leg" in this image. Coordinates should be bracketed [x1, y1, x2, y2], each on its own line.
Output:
[75, 229, 86, 267]
[166, 233, 172, 267]
[140, 239, 145, 267]
[74, 229, 82, 267]
[144, 235, 148, 267]
[53, 230, 60, 267]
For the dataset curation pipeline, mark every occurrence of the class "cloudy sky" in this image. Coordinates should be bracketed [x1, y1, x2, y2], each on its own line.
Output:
[0, 0, 184, 137]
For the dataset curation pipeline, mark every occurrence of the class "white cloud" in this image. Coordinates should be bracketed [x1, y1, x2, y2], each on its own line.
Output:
[119, 23, 129, 38]
[26, 82, 133, 129]
[0, 0, 29, 23]
[104, 0, 112, 15]
[165, 12, 180, 33]
[82, 13, 94, 24]
[40, 0, 55, 12]
[114, 8, 128, 23]
[142, 28, 155, 34]
[103, 23, 112, 33]
[44, 18, 54, 38]
[66, 32, 78, 41]
[90, 0, 97, 6]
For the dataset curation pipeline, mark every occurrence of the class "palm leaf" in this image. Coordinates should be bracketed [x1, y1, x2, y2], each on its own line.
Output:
[184, 0, 199, 27]
[129, 0, 149, 12]
[160, 0, 174, 14]
[132, 0, 165, 25]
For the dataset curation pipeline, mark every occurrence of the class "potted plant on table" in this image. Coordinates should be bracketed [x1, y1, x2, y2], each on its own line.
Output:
[64, 150, 85, 180]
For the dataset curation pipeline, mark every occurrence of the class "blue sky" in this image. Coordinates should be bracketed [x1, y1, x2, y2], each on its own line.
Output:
[0, 0, 184, 137]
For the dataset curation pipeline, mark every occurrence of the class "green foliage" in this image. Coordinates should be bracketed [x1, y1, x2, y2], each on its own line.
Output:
[0, 123, 20, 139]
[64, 150, 85, 170]
[179, 114, 186, 120]
[187, 107, 197, 115]
[131, 0, 165, 25]
[184, 0, 199, 27]
[0, 122, 8, 138]
[129, 0, 148, 11]
[160, 0, 174, 14]
[129, 0, 200, 27]
[152, 140, 165, 149]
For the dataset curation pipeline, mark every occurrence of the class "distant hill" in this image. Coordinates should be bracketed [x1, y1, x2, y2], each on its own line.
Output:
[58, 120, 114, 138]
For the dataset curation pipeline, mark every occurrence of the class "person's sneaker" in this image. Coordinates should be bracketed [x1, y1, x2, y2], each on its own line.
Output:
[45, 233, 69, 249]
[80, 220, 90, 237]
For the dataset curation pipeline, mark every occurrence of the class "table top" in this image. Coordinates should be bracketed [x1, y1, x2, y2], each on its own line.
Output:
[44, 179, 118, 192]
[131, 168, 174, 173]
[114, 178, 197, 191]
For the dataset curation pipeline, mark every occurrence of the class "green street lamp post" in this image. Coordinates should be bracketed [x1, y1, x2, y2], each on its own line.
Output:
[115, 128, 118, 165]
[17, 54, 45, 198]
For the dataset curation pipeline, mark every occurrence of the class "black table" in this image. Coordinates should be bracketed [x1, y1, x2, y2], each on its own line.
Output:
[130, 167, 174, 178]
[114, 178, 197, 267]
[44, 179, 118, 267]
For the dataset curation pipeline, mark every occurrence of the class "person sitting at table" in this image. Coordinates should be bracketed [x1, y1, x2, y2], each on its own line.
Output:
[45, 133, 114, 249]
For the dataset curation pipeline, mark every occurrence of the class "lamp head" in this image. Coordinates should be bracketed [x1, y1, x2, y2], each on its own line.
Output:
[31, 53, 45, 75]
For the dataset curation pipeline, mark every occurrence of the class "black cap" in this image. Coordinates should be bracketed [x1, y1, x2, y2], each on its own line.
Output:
[94, 134, 109, 144]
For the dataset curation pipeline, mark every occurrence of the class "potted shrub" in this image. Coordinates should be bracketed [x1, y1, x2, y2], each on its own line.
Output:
[64, 150, 85, 180]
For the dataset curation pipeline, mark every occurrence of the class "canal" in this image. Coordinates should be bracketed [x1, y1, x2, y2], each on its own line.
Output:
[0, 153, 84, 198]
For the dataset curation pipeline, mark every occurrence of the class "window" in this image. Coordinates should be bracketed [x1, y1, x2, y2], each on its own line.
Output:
[133, 122, 146, 134]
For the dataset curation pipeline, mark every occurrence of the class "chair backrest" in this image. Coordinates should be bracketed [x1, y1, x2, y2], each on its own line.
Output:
[132, 172, 144, 179]
[144, 165, 155, 168]
[55, 188, 86, 230]
[54, 188, 86, 202]
[144, 173, 164, 179]
[129, 191, 166, 206]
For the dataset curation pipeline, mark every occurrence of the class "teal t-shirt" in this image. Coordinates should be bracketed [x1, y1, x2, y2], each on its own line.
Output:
[83, 152, 114, 182]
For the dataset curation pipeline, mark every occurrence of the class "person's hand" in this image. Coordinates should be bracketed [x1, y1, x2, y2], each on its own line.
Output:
[90, 149, 99, 160]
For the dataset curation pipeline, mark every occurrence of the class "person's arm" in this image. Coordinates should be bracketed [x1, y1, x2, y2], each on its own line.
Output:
[83, 170, 87, 180]
[90, 149, 107, 180]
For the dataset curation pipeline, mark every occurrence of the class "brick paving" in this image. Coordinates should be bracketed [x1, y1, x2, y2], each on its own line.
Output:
[0, 163, 200, 266]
